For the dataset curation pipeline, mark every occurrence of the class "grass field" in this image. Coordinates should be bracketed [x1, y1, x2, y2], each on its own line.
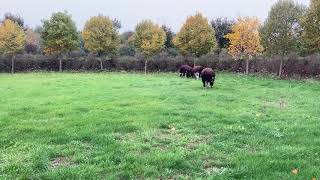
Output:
[0, 72, 319, 179]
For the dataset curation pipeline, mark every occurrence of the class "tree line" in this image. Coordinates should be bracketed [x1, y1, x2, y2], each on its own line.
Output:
[0, 0, 319, 77]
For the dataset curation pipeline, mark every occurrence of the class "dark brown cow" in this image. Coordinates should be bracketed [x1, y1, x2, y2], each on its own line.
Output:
[179, 65, 193, 78]
[201, 68, 215, 88]
[192, 66, 204, 79]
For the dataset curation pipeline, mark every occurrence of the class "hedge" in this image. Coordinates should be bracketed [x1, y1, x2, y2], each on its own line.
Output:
[1, 53, 320, 78]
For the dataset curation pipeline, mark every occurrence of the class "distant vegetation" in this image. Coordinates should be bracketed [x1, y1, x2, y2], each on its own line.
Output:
[0, 0, 319, 77]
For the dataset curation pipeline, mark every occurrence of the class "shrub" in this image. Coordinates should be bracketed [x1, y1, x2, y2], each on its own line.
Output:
[0, 54, 320, 78]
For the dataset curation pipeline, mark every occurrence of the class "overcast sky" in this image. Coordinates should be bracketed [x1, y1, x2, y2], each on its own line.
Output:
[0, 0, 310, 33]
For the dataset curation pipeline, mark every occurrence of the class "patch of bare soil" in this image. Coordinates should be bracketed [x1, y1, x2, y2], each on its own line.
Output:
[115, 126, 213, 152]
[185, 134, 212, 150]
[50, 156, 74, 169]
[262, 98, 288, 110]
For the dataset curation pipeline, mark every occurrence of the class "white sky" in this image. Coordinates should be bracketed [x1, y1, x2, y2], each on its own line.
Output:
[0, 0, 310, 33]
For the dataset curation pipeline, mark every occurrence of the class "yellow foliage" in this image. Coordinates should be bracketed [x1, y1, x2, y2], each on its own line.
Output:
[173, 12, 216, 57]
[0, 20, 25, 55]
[133, 20, 166, 58]
[225, 17, 263, 60]
[82, 15, 120, 55]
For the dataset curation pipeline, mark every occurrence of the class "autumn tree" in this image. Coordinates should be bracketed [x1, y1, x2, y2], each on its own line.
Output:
[0, 20, 25, 73]
[25, 28, 41, 54]
[260, 0, 306, 77]
[211, 17, 234, 50]
[82, 15, 120, 70]
[133, 20, 166, 74]
[174, 13, 216, 62]
[41, 12, 79, 72]
[301, 0, 320, 54]
[225, 17, 263, 75]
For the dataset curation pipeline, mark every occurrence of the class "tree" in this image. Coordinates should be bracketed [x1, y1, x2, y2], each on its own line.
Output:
[173, 13, 216, 60]
[301, 0, 320, 54]
[112, 18, 122, 30]
[120, 31, 134, 44]
[41, 11, 79, 72]
[0, 20, 25, 73]
[225, 17, 263, 75]
[25, 28, 41, 54]
[211, 17, 234, 50]
[82, 15, 120, 70]
[78, 31, 87, 55]
[162, 25, 178, 56]
[162, 25, 175, 49]
[133, 20, 166, 74]
[119, 31, 135, 56]
[34, 25, 43, 34]
[260, 0, 306, 77]
[2, 12, 24, 28]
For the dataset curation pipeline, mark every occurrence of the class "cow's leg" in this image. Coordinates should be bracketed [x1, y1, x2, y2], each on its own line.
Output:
[208, 76, 213, 88]
[210, 81, 213, 88]
[195, 73, 199, 80]
[202, 79, 206, 87]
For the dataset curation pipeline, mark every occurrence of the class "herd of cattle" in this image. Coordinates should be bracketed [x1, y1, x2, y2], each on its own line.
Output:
[179, 65, 216, 88]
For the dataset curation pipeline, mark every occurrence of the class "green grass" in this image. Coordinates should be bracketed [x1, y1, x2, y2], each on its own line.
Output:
[0, 72, 319, 179]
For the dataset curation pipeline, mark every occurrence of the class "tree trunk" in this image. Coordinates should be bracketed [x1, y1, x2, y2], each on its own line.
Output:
[100, 59, 103, 71]
[245, 59, 249, 75]
[279, 56, 283, 78]
[144, 59, 148, 75]
[11, 55, 15, 74]
[59, 57, 62, 72]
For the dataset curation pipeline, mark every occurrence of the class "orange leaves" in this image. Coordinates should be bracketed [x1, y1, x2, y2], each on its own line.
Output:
[225, 16, 263, 60]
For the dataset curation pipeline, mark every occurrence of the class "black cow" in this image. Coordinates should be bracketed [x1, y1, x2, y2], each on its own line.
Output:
[179, 65, 193, 78]
[201, 68, 215, 88]
[192, 66, 204, 79]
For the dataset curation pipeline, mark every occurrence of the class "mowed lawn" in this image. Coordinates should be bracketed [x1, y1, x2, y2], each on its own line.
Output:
[0, 72, 319, 179]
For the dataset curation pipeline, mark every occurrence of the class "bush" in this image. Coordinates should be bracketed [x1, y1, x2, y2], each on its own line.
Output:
[0, 54, 320, 78]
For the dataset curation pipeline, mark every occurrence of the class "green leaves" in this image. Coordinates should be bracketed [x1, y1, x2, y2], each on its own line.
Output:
[301, 0, 320, 53]
[211, 18, 234, 49]
[260, 0, 306, 56]
[41, 12, 79, 55]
